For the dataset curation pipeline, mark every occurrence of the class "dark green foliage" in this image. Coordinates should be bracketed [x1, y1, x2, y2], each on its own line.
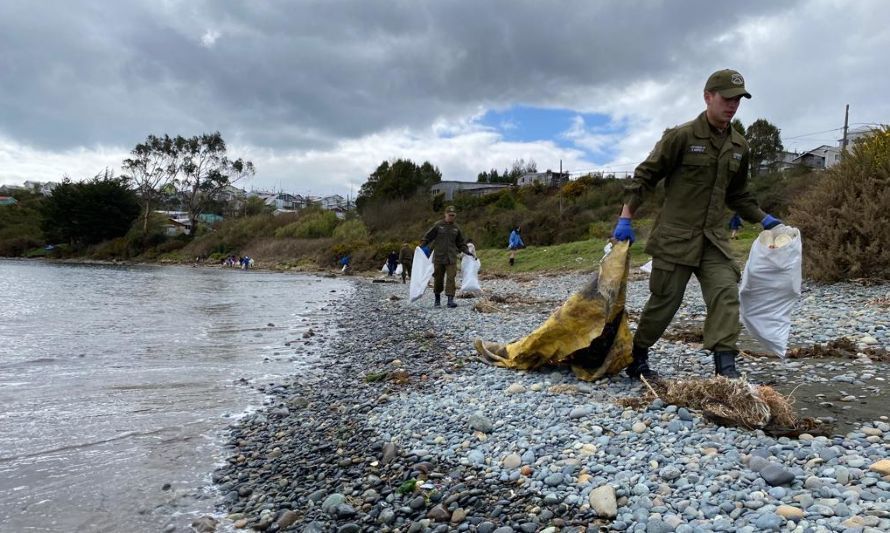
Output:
[40, 172, 140, 248]
[122, 134, 178, 235]
[788, 127, 890, 282]
[173, 132, 255, 234]
[746, 119, 784, 176]
[397, 479, 417, 495]
[477, 158, 537, 184]
[747, 167, 817, 218]
[356, 159, 441, 209]
[731, 118, 745, 136]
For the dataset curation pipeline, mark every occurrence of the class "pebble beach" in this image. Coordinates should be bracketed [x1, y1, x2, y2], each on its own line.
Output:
[210, 269, 890, 533]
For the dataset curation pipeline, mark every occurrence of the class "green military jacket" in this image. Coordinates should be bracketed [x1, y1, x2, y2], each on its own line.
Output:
[420, 221, 469, 265]
[398, 245, 412, 264]
[624, 111, 766, 267]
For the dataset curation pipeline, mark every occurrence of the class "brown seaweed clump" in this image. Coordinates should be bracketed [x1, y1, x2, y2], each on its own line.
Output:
[619, 376, 823, 437]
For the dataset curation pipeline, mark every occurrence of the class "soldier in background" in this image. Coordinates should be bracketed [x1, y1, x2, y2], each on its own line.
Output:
[398, 241, 412, 284]
[612, 69, 782, 381]
[420, 205, 472, 308]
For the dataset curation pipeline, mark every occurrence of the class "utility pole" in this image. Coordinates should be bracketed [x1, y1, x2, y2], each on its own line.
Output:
[559, 159, 563, 216]
[841, 104, 850, 156]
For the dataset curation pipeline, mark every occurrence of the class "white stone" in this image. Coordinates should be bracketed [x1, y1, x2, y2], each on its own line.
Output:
[589, 485, 617, 518]
[506, 383, 526, 394]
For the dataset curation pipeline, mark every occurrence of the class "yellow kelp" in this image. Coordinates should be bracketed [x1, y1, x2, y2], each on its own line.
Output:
[475, 240, 633, 381]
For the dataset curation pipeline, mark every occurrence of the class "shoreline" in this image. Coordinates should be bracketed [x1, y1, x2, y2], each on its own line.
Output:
[210, 273, 890, 532]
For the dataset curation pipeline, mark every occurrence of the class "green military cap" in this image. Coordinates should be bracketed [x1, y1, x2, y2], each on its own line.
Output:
[705, 69, 752, 99]
[445, 205, 457, 214]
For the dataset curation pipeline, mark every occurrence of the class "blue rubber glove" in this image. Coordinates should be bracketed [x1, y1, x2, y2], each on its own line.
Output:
[761, 214, 782, 230]
[420, 245, 431, 258]
[613, 217, 635, 243]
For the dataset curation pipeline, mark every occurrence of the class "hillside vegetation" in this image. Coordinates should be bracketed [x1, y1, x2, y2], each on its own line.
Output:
[3, 129, 888, 282]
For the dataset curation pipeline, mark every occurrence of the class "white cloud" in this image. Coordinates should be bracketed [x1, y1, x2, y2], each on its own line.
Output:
[0, 136, 128, 186]
[200, 29, 220, 48]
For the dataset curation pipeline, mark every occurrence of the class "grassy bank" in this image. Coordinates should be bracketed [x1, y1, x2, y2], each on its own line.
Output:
[474, 224, 761, 275]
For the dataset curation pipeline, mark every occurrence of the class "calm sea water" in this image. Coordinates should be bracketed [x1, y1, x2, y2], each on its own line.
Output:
[0, 260, 352, 532]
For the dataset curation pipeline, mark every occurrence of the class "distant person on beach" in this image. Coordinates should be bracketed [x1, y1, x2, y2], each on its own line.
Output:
[729, 212, 743, 239]
[612, 68, 782, 381]
[398, 241, 412, 284]
[338, 254, 351, 274]
[386, 250, 398, 276]
[420, 205, 472, 308]
[508, 226, 525, 266]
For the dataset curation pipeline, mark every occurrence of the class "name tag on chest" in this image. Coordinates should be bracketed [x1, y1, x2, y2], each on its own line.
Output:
[689, 145, 707, 154]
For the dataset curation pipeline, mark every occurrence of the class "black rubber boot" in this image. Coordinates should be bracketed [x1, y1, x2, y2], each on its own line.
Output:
[434, 294, 441, 307]
[714, 351, 741, 379]
[625, 345, 660, 381]
[447, 295, 457, 308]
[509, 257, 515, 266]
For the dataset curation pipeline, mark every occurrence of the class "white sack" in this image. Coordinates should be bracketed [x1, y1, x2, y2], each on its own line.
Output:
[640, 259, 653, 273]
[395, 263, 403, 276]
[381, 262, 389, 273]
[409, 247, 435, 302]
[460, 255, 482, 293]
[739, 225, 803, 357]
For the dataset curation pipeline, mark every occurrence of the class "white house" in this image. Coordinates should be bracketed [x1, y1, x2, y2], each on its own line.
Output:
[792, 145, 841, 170]
[430, 181, 510, 201]
[516, 170, 570, 188]
[838, 126, 878, 151]
[320, 194, 346, 210]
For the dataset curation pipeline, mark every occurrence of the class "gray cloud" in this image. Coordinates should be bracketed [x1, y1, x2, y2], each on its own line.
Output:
[1, 0, 800, 152]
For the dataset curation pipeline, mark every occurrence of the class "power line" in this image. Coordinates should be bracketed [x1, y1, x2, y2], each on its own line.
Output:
[783, 126, 845, 141]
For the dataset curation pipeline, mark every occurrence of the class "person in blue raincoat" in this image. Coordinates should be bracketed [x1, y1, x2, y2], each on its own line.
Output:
[729, 212, 743, 240]
[508, 226, 525, 267]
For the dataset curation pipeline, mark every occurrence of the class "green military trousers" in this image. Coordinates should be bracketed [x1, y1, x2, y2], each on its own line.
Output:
[634, 241, 741, 353]
[433, 263, 457, 297]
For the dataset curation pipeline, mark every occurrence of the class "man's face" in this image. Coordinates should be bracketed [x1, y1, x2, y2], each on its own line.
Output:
[704, 91, 742, 128]
[444, 212, 456, 223]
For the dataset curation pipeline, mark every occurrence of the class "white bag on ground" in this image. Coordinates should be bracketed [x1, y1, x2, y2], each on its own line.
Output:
[409, 247, 435, 302]
[395, 263, 403, 276]
[739, 225, 803, 357]
[460, 255, 482, 293]
[640, 259, 653, 273]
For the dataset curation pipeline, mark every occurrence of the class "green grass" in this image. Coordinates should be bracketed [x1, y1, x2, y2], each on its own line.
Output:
[475, 221, 760, 274]
[476, 239, 651, 273]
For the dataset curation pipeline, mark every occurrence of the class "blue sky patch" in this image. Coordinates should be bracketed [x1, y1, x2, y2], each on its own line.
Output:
[477, 105, 626, 164]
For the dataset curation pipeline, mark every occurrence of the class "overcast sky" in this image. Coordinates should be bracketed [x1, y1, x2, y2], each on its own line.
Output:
[1, 0, 887, 196]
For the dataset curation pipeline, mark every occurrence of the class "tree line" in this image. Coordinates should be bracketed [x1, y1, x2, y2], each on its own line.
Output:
[2, 116, 785, 256]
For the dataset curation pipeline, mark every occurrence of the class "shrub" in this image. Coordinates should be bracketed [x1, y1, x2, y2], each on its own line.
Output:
[787, 127, 890, 282]
[333, 218, 370, 243]
[0, 237, 42, 257]
[274, 210, 339, 239]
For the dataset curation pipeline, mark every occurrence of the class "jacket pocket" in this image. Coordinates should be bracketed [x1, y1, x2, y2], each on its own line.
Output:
[653, 224, 695, 246]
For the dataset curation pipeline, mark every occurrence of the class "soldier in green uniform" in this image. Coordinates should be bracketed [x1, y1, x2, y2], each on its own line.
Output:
[420, 205, 473, 308]
[398, 241, 412, 284]
[612, 69, 782, 380]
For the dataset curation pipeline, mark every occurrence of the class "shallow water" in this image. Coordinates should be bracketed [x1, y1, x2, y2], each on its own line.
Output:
[0, 260, 351, 532]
